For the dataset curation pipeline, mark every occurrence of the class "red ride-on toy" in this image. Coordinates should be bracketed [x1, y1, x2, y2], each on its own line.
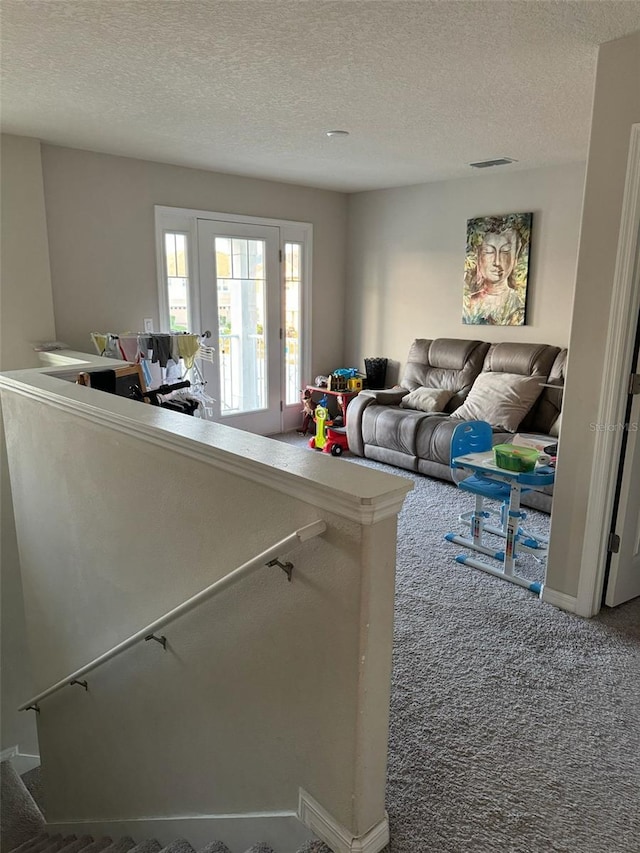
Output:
[323, 425, 349, 457]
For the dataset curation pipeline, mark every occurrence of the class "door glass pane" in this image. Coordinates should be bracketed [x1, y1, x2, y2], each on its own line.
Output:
[215, 237, 266, 415]
[284, 242, 301, 405]
[165, 232, 189, 332]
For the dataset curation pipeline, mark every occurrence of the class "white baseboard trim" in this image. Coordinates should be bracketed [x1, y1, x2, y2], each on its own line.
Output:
[541, 586, 578, 613]
[0, 746, 41, 775]
[298, 789, 389, 853]
[46, 812, 314, 853]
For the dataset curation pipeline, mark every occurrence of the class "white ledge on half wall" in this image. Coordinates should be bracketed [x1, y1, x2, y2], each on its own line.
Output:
[0, 366, 412, 527]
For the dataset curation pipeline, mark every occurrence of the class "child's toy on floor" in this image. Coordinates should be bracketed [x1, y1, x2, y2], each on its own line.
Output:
[309, 405, 329, 450]
[323, 425, 349, 457]
[297, 388, 317, 435]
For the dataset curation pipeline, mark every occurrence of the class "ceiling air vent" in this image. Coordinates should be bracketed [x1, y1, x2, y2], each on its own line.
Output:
[469, 157, 517, 169]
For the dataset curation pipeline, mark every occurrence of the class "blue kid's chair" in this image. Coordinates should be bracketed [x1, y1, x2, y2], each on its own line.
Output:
[447, 421, 513, 550]
[445, 420, 547, 593]
[450, 421, 512, 498]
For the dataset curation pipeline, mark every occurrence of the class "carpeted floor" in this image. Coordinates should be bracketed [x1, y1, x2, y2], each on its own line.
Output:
[274, 433, 640, 853]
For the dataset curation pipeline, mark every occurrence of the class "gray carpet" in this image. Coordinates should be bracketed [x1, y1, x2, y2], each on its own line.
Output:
[20, 769, 45, 819]
[274, 433, 640, 853]
[0, 763, 45, 853]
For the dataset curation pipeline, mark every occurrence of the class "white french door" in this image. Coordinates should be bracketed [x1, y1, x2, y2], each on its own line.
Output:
[197, 219, 282, 434]
[605, 279, 640, 606]
[605, 349, 640, 606]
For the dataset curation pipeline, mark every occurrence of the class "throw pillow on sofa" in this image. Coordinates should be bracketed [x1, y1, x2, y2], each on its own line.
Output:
[400, 387, 455, 413]
[450, 373, 545, 432]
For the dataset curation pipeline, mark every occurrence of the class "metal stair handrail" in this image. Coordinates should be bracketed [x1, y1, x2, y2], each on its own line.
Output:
[19, 520, 327, 712]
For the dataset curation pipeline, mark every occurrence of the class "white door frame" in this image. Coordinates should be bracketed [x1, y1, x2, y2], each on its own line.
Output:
[154, 206, 313, 432]
[577, 124, 640, 617]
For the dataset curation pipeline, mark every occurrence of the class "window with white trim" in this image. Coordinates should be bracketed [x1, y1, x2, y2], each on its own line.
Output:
[155, 207, 311, 434]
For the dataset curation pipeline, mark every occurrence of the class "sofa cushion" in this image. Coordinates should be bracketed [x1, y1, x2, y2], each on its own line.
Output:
[549, 411, 562, 438]
[361, 406, 429, 456]
[400, 387, 455, 413]
[450, 372, 544, 432]
[482, 342, 560, 377]
[360, 387, 409, 406]
[521, 348, 567, 435]
[401, 339, 490, 412]
[415, 417, 461, 466]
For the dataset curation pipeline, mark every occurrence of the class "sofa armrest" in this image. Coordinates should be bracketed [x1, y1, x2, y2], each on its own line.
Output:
[360, 387, 409, 406]
[346, 393, 382, 456]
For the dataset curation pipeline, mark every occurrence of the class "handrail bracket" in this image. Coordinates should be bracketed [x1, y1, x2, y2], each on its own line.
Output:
[26, 703, 40, 713]
[267, 558, 294, 582]
[70, 679, 88, 691]
[145, 633, 167, 649]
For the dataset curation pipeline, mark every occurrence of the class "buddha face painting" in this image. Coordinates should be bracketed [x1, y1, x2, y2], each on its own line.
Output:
[476, 228, 520, 292]
[463, 213, 532, 326]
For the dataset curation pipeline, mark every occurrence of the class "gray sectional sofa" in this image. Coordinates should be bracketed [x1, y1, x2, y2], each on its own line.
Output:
[346, 338, 566, 512]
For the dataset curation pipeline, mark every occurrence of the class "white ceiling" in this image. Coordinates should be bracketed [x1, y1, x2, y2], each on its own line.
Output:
[2, 0, 640, 192]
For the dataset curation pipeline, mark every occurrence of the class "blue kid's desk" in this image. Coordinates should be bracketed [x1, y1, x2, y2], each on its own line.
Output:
[447, 450, 555, 595]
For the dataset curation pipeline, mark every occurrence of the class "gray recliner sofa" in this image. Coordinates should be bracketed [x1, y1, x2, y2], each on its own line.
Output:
[346, 338, 566, 512]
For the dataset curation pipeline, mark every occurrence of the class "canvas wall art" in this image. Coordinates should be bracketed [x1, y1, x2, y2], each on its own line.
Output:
[462, 212, 533, 326]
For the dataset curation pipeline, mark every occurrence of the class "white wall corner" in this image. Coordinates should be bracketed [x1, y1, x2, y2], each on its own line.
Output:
[541, 586, 578, 614]
[298, 789, 389, 853]
[0, 746, 41, 775]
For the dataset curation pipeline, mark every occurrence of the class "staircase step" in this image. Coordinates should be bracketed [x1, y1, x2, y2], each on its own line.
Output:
[24, 835, 62, 853]
[15, 837, 333, 853]
[6, 820, 329, 853]
[127, 842, 161, 853]
[53, 837, 79, 853]
[42, 837, 76, 853]
[158, 843, 194, 853]
[57, 837, 93, 853]
[100, 839, 135, 853]
[8, 834, 49, 853]
[78, 841, 112, 853]
[20, 769, 45, 818]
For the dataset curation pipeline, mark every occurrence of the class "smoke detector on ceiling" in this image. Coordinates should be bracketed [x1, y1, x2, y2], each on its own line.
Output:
[469, 157, 517, 169]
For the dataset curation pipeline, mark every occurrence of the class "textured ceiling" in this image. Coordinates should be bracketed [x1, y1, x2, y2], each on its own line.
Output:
[2, 0, 640, 192]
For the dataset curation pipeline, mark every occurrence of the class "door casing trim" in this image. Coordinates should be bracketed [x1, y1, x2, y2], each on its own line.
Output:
[154, 206, 313, 434]
[578, 123, 640, 617]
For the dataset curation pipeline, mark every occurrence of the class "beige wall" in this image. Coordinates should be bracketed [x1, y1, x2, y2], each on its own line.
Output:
[2, 373, 409, 836]
[547, 32, 640, 599]
[40, 145, 348, 379]
[1, 135, 56, 370]
[345, 162, 585, 379]
[0, 135, 55, 755]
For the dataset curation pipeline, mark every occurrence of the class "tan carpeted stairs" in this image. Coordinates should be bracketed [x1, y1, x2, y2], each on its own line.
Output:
[1, 762, 330, 853]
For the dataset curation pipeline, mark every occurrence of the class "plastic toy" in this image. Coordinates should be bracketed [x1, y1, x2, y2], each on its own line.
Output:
[323, 425, 349, 457]
[327, 373, 348, 391]
[309, 405, 330, 450]
[328, 368, 359, 392]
